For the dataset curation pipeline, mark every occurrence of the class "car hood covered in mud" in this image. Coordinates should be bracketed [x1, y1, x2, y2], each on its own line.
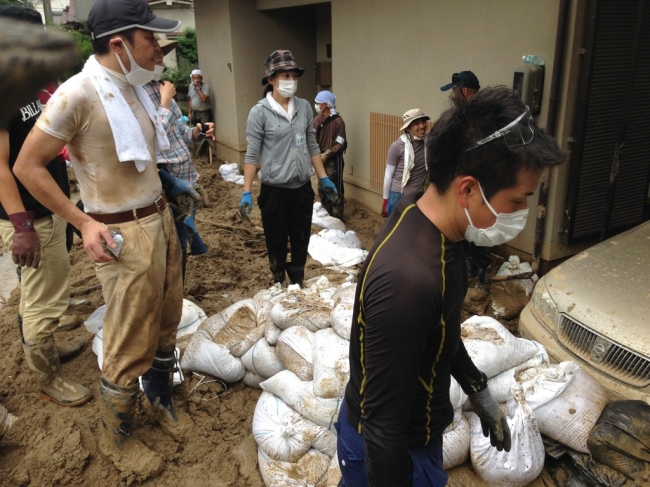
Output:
[543, 221, 650, 358]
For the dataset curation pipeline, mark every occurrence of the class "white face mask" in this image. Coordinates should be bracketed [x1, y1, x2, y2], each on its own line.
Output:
[315, 103, 322, 114]
[114, 38, 156, 86]
[276, 79, 298, 98]
[464, 182, 529, 247]
[152, 64, 165, 82]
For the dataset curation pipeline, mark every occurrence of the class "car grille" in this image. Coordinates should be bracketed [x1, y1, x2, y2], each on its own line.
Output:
[557, 313, 650, 387]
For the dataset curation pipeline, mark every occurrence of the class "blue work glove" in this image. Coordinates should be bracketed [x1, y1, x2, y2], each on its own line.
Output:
[318, 176, 338, 204]
[239, 191, 253, 220]
[159, 169, 201, 202]
[183, 207, 208, 255]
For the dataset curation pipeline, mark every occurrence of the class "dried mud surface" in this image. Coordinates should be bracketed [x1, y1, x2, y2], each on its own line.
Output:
[0, 155, 384, 487]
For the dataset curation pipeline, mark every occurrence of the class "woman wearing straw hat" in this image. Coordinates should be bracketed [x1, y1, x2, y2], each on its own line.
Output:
[382, 109, 430, 218]
[239, 50, 338, 287]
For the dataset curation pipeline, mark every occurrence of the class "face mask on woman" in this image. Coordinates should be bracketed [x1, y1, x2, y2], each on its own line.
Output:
[315, 103, 322, 114]
[114, 38, 157, 86]
[276, 79, 298, 98]
[464, 182, 529, 247]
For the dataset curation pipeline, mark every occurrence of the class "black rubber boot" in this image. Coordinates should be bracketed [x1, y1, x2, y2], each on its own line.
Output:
[141, 350, 192, 442]
[272, 270, 285, 284]
[286, 264, 305, 288]
[99, 378, 163, 480]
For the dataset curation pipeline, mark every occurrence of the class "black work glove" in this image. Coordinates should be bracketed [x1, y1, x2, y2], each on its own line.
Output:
[469, 387, 512, 452]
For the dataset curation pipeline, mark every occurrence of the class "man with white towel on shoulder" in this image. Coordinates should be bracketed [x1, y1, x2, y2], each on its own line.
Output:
[13, 0, 212, 480]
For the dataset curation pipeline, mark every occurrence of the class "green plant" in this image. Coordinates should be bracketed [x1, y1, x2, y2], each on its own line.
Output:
[177, 27, 198, 65]
[161, 65, 192, 90]
[50, 22, 93, 77]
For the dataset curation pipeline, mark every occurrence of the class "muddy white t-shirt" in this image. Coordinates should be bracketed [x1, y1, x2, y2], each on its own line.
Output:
[36, 71, 162, 213]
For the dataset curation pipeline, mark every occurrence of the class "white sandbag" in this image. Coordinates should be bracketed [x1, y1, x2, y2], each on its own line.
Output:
[199, 313, 227, 336]
[212, 305, 259, 350]
[92, 330, 183, 386]
[256, 300, 275, 329]
[84, 305, 106, 334]
[276, 326, 314, 381]
[449, 378, 469, 412]
[241, 337, 285, 379]
[470, 383, 545, 487]
[317, 229, 363, 249]
[219, 298, 257, 324]
[176, 299, 207, 338]
[86, 299, 207, 339]
[243, 370, 265, 389]
[229, 324, 266, 358]
[258, 448, 331, 487]
[312, 202, 347, 232]
[461, 316, 543, 378]
[180, 329, 245, 383]
[312, 328, 350, 399]
[485, 347, 549, 404]
[330, 301, 353, 340]
[264, 320, 283, 346]
[442, 410, 470, 470]
[333, 283, 356, 305]
[316, 452, 342, 487]
[508, 361, 607, 453]
[308, 233, 368, 267]
[253, 392, 337, 462]
[218, 162, 244, 184]
[261, 370, 341, 430]
[271, 292, 332, 332]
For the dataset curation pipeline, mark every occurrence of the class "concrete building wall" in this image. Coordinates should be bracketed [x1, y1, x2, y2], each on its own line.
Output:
[194, 0, 592, 265]
[333, 0, 590, 262]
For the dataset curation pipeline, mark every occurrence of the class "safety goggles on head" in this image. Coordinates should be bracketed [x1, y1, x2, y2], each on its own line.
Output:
[465, 106, 535, 152]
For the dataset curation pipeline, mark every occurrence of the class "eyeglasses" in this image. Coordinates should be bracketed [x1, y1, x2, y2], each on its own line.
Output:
[465, 106, 535, 152]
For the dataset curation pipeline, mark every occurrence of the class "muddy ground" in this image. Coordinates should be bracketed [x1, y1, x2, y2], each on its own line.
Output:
[0, 155, 531, 486]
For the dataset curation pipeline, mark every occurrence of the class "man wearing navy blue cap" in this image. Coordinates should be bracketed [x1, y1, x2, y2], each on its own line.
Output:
[440, 71, 480, 101]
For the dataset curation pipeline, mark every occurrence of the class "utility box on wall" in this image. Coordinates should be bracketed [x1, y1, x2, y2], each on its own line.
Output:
[513, 64, 545, 115]
[315, 62, 332, 86]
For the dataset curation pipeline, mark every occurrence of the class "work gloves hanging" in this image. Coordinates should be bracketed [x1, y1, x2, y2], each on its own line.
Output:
[469, 386, 512, 452]
[239, 191, 253, 220]
[318, 177, 338, 205]
[9, 211, 40, 269]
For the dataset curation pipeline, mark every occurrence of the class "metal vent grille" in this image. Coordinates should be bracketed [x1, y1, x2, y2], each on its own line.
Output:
[557, 313, 650, 387]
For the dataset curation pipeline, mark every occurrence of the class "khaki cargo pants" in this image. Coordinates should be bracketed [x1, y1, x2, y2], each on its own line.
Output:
[0, 214, 70, 344]
[96, 207, 183, 387]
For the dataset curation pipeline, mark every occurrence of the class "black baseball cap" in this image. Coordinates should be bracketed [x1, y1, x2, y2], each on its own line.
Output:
[0, 6, 43, 25]
[88, 0, 181, 40]
[440, 71, 480, 91]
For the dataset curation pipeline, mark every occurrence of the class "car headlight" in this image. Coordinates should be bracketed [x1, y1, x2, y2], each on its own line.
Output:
[530, 278, 560, 330]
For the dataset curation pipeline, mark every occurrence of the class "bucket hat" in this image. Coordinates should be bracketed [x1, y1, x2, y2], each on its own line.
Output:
[400, 109, 430, 131]
[261, 50, 305, 85]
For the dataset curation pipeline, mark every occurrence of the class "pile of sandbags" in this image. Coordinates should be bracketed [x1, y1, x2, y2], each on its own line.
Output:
[237, 278, 354, 486]
[458, 317, 609, 486]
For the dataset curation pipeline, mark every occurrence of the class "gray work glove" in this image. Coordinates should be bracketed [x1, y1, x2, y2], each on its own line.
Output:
[469, 387, 512, 452]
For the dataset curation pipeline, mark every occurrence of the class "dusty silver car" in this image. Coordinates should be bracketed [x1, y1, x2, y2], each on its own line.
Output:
[519, 221, 650, 403]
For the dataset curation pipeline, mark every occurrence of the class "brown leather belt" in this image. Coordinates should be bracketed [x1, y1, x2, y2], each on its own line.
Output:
[88, 193, 167, 225]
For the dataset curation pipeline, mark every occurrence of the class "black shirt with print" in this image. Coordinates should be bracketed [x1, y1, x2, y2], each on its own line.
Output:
[344, 191, 484, 487]
[0, 98, 70, 220]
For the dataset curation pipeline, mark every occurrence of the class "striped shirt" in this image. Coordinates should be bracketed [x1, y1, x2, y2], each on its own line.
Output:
[344, 191, 483, 487]
[143, 81, 199, 183]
